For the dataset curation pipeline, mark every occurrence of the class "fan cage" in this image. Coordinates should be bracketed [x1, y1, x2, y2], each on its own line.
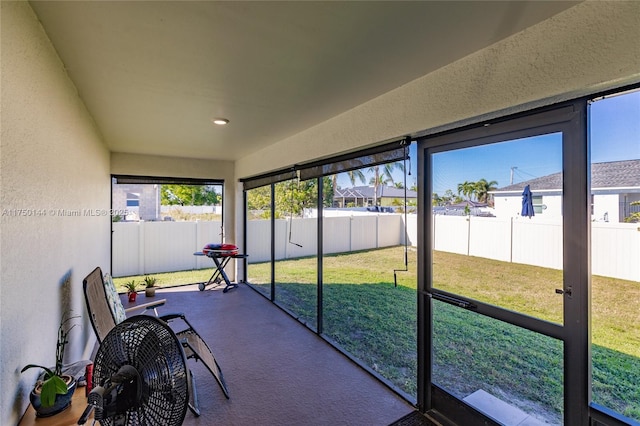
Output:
[93, 316, 189, 426]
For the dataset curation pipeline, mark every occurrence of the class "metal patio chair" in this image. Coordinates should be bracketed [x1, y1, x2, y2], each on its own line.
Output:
[82, 267, 230, 416]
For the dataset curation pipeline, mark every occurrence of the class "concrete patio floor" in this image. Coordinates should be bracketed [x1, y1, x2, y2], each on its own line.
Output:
[123, 282, 415, 426]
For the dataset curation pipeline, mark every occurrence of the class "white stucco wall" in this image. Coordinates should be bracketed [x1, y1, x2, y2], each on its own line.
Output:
[495, 193, 636, 222]
[593, 194, 619, 222]
[1, 2, 111, 424]
[494, 195, 522, 218]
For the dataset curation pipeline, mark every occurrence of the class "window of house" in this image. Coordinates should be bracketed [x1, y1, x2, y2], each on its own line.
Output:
[126, 192, 140, 207]
[532, 195, 544, 214]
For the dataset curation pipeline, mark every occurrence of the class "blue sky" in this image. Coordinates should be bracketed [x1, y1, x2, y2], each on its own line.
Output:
[337, 89, 639, 194]
[431, 133, 562, 194]
[590, 89, 640, 163]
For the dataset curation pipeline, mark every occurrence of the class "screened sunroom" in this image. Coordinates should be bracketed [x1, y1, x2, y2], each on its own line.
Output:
[2, 2, 639, 425]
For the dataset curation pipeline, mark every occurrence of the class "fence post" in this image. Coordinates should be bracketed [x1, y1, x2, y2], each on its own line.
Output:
[349, 215, 354, 252]
[433, 214, 436, 251]
[284, 217, 289, 260]
[509, 217, 514, 263]
[139, 221, 145, 275]
[195, 220, 200, 270]
[466, 215, 471, 256]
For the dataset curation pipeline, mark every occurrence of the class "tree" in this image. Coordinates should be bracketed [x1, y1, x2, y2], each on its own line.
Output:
[247, 178, 333, 219]
[346, 170, 366, 187]
[455, 179, 498, 204]
[369, 161, 404, 206]
[368, 174, 389, 206]
[475, 178, 498, 206]
[246, 185, 272, 217]
[437, 189, 462, 206]
[161, 185, 220, 206]
[381, 162, 404, 187]
[457, 180, 477, 201]
[624, 201, 640, 223]
[330, 170, 366, 190]
[391, 197, 417, 213]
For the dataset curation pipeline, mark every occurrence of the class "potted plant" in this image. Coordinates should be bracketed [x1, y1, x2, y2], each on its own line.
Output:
[124, 279, 138, 302]
[143, 276, 157, 297]
[21, 313, 79, 417]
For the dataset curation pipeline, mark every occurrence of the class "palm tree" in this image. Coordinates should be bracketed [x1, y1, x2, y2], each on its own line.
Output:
[368, 174, 391, 206]
[457, 180, 476, 201]
[381, 161, 404, 187]
[347, 169, 366, 186]
[368, 166, 381, 206]
[475, 178, 498, 205]
[369, 161, 404, 206]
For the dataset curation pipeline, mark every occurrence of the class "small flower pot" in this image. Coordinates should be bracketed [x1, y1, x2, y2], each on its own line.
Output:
[29, 375, 77, 418]
[128, 291, 137, 303]
[145, 287, 156, 297]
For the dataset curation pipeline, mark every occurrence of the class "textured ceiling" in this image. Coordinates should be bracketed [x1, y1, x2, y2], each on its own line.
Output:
[29, 1, 578, 161]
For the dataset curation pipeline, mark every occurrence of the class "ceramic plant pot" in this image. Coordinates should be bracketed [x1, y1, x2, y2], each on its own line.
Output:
[29, 375, 77, 418]
[128, 291, 137, 302]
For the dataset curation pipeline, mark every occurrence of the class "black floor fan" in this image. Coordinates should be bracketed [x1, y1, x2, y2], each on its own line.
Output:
[78, 316, 189, 426]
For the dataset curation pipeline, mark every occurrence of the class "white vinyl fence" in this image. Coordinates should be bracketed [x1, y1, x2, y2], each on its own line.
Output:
[112, 221, 223, 277]
[112, 215, 405, 277]
[431, 215, 639, 282]
[246, 214, 406, 263]
[112, 215, 640, 282]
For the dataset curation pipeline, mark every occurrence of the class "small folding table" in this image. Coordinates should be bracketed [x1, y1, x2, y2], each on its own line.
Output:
[193, 244, 248, 293]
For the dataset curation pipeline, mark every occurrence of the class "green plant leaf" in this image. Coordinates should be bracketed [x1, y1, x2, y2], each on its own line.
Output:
[21, 364, 55, 378]
[40, 375, 68, 407]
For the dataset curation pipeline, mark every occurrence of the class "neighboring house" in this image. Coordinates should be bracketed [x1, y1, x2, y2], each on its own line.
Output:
[333, 185, 417, 208]
[111, 183, 161, 221]
[434, 200, 493, 217]
[491, 159, 640, 222]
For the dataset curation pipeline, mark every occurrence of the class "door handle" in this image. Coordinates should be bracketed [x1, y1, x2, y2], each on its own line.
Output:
[555, 286, 572, 296]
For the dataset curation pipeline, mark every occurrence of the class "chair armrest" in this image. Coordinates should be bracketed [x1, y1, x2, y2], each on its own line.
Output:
[124, 299, 167, 313]
[159, 312, 186, 321]
[159, 312, 197, 333]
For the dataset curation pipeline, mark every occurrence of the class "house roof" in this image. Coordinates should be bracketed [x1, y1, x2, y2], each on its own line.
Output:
[493, 159, 640, 193]
[335, 186, 417, 199]
[450, 200, 489, 208]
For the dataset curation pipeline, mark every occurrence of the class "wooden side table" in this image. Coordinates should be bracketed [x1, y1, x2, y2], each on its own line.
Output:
[18, 388, 92, 426]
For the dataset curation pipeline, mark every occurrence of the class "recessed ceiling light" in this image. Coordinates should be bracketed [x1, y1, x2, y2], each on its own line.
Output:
[212, 118, 229, 126]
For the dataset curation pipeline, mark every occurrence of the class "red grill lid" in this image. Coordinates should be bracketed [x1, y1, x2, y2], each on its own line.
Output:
[202, 243, 238, 256]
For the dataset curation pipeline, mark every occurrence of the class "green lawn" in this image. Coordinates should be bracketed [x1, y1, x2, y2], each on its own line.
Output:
[248, 246, 640, 421]
[113, 268, 217, 292]
[115, 246, 640, 420]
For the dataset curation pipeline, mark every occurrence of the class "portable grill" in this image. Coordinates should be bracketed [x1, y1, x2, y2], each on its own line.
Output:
[194, 244, 248, 292]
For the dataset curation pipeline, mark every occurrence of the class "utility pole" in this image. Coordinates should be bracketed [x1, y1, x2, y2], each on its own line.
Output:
[510, 166, 518, 185]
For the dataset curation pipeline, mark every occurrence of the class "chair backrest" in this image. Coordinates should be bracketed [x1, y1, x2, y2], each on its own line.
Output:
[83, 266, 124, 343]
